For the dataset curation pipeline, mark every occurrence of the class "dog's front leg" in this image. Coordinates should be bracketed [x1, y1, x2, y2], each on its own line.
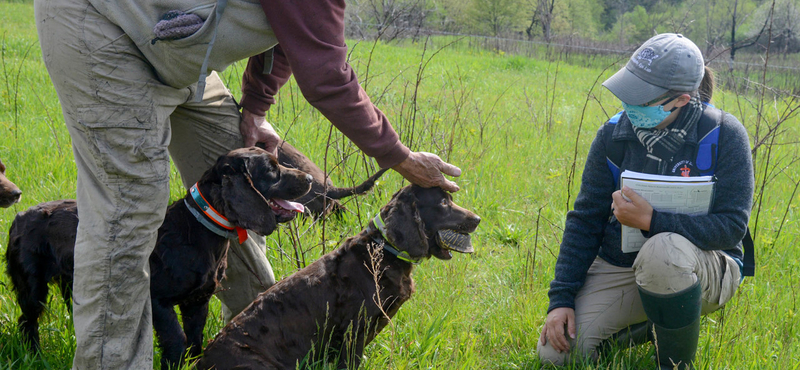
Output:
[179, 300, 210, 363]
[152, 300, 186, 369]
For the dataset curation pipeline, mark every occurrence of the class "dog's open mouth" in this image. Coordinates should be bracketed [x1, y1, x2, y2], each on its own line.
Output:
[435, 229, 474, 258]
[268, 198, 305, 221]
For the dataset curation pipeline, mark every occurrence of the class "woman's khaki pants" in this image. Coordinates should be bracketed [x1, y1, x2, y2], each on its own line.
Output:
[34, 0, 276, 368]
[538, 232, 742, 366]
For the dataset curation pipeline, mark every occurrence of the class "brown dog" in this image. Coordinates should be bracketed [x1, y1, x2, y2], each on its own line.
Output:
[276, 141, 387, 218]
[5, 148, 311, 369]
[197, 185, 481, 369]
[0, 158, 22, 207]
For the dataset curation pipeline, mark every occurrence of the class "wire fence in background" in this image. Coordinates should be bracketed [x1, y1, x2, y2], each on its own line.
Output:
[346, 23, 800, 95]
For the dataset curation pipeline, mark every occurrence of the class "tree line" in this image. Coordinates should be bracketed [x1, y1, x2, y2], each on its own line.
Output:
[344, 0, 800, 60]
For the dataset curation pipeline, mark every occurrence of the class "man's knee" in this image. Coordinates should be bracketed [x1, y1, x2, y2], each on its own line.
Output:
[633, 232, 698, 294]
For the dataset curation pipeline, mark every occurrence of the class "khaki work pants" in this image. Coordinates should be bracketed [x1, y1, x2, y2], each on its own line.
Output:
[34, 0, 276, 368]
[538, 232, 741, 366]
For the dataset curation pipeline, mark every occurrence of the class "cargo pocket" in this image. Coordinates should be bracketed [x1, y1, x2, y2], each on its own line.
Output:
[163, 3, 216, 48]
[76, 106, 169, 184]
[717, 253, 741, 306]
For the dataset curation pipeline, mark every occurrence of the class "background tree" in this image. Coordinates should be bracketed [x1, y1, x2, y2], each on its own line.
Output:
[710, 0, 770, 66]
[346, 0, 434, 41]
[468, 0, 526, 37]
[429, 0, 472, 33]
[746, 0, 798, 55]
[526, 0, 556, 41]
[561, 0, 604, 39]
[341, 0, 800, 60]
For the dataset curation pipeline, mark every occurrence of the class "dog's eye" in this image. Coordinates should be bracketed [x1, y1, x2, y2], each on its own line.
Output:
[440, 198, 449, 207]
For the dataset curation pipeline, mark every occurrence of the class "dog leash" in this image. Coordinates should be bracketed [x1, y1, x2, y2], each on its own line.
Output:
[186, 183, 249, 244]
[369, 213, 422, 265]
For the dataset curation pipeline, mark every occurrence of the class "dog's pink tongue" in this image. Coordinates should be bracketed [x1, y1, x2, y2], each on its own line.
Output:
[272, 198, 305, 213]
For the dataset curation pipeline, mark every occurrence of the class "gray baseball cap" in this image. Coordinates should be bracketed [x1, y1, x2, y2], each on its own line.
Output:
[603, 33, 704, 105]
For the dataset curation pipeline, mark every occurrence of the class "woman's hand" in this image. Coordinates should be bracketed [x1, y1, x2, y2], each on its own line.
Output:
[612, 186, 654, 231]
[240, 109, 281, 156]
[391, 151, 461, 192]
[539, 307, 576, 353]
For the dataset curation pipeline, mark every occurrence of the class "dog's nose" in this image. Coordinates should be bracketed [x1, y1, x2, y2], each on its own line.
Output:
[11, 189, 21, 197]
[305, 174, 313, 184]
[472, 215, 481, 225]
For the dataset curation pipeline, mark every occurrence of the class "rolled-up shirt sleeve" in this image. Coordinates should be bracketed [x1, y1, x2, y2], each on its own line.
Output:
[245, 0, 410, 168]
[241, 46, 292, 115]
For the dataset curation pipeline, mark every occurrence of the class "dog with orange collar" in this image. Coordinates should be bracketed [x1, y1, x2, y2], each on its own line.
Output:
[5, 147, 311, 369]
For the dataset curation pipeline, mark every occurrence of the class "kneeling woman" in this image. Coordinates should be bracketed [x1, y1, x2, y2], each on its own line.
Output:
[538, 33, 753, 369]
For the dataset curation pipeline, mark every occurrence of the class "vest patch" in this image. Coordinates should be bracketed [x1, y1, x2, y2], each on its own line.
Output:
[671, 160, 694, 177]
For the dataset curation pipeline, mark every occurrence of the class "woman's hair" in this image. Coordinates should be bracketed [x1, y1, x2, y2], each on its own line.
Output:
[698, 66, 715, 103]
[669, 65, 714, 103]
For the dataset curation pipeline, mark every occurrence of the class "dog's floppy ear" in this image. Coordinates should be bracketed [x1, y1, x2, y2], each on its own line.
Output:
[220, 173, 277, 236]
[213, 153, 249, 181]
[382, 188, 429, 259]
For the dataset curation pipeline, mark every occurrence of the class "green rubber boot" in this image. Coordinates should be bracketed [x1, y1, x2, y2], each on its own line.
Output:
[638, 281, 702, 370]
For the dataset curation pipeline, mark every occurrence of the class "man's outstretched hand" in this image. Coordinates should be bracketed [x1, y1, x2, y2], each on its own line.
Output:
[240, 109, 281, 156]
[240, 111, 461, 192]
[392, 151, 461, 192]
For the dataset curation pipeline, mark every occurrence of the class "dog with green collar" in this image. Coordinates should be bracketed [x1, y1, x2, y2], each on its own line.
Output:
[199, 185, 481, 370]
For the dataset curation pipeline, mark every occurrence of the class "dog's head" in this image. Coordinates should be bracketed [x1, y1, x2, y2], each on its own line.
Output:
[205, 147, 312, 236]
[0, 159, 22, 208]
[378, 185, 480, 261]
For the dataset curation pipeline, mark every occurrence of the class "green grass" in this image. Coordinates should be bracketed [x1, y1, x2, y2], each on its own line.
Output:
[1, 2, 799, 369]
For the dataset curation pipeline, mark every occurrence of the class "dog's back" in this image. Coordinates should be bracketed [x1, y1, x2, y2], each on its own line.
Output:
[6, 200, 78, 349]
[277, 141, 386, 217]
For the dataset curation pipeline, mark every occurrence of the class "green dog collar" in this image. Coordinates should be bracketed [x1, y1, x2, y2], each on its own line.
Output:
[372, 213, 421, 265]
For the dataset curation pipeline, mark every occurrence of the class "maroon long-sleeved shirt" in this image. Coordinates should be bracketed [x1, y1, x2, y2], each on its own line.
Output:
[240, 0, 409, 169]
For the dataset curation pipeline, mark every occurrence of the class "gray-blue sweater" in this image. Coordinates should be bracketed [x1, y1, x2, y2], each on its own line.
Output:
[547, 107, 754, 312]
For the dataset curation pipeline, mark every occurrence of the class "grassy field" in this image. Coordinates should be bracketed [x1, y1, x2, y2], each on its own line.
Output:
[1, 2, 799, 369]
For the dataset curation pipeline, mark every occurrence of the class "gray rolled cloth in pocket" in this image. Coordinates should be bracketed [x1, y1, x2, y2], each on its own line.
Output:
[152, 10, 204, 44]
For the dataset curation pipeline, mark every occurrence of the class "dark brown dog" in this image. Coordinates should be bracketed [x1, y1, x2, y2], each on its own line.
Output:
[197, 185, 481, 370]
[0, 158, 22, 207]
[5, 147, 311, 369]
[276, 141, 387, 218]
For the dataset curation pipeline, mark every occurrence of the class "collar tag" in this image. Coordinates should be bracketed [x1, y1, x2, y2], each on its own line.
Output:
[235, 227, 249, 244]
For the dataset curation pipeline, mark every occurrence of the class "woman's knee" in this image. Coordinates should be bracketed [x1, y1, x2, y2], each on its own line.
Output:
[537, 339, 567, 366]
[633, 233, 699, 293]
[536, 332, 599, 366]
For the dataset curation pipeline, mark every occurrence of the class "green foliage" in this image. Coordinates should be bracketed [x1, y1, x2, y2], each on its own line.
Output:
[429, 0, 472, 33]
[1, 2, 800, 369]
[490, 224, 527, 247]
[467, 0, 527, 36]
[559, 0, 604, 37]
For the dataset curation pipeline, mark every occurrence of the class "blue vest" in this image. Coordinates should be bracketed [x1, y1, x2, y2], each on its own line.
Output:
[602, 106, 755, 276]
[604, 106, 720, 189]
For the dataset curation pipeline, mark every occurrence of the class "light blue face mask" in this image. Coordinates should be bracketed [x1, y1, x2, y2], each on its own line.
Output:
[622, 96, 679, 129]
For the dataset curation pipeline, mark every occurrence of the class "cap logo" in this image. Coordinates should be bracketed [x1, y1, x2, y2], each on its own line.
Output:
[634, 47, 659, 72]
